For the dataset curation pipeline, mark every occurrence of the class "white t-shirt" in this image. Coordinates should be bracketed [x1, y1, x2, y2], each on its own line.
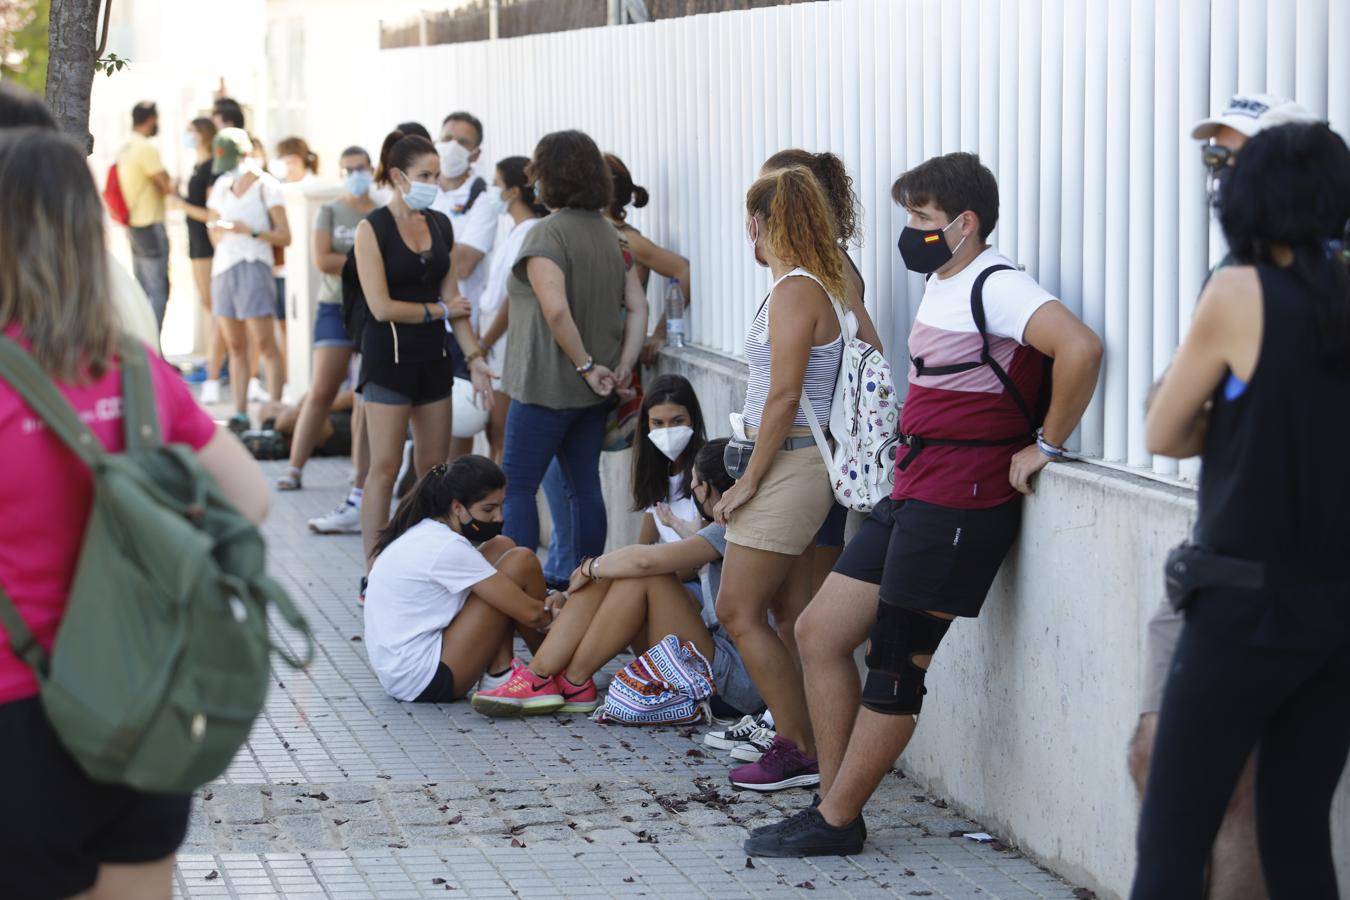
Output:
[912, 247, 1055, 348]
[206, 169, 286, 276]
[362, 519, 498, 702]
[479, 217, 541, 387]
[646, 473, 700, 544]
[431, 168, 497, 306]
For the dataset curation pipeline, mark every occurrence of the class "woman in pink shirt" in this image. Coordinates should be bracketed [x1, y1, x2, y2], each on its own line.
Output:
[0, 127, 270, 900]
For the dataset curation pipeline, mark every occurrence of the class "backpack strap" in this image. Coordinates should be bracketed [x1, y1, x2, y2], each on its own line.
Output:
[968, 264, 1037, 431]
[0, 337, 113, 677]
[462, 176, 487, 213]
[118, 336, 161, 451]
[0, 338, 107, 469]
[0, 582, 48, 675]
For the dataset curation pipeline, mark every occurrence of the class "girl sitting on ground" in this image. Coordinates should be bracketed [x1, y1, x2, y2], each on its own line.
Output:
[472, 439, 763, 721]
[631, 374, 707, 548]
[363, 455, 554, 704]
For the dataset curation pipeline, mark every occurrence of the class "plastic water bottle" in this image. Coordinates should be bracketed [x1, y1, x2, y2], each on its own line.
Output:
[665, 278, 686, 348]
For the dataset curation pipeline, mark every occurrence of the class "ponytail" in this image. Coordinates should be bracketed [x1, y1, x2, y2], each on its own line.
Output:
[372, 455, 507, 558]
[604, 152, 648, 222]
[746, 166, 848, 303]
[376, 130, 436, 188]
[762, 149, 860, 245]
[276, 136, 320, 174]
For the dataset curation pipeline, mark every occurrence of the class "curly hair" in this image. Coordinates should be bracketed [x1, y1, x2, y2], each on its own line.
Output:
[528, 130, 613, 212]
[746, 166, 848, 304]
[763, 149, 859, 245]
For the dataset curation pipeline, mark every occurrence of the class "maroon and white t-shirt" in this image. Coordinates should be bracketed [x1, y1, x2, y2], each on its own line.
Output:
[894, 248, 1055, 510]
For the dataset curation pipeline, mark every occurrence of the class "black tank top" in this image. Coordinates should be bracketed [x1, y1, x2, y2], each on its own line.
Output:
[359, 206, 453, 369]
[1192, 262, 1350, 647]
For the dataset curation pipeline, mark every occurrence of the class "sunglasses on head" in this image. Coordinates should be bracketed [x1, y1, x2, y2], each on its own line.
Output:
[1201, 143, 1235, 173]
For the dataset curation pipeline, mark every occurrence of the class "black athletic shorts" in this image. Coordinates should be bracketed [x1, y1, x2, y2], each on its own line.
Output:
[413, 662, 457, 703]
[834, 496, 1022, 617]
[0, 697, 191, 899]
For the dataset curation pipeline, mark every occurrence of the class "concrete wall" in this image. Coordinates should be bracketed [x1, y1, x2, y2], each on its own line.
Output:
[650, 345, 1349, 900]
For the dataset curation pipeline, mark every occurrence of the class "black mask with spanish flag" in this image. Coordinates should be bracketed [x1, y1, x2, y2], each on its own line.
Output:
[897, 217, 965, 274]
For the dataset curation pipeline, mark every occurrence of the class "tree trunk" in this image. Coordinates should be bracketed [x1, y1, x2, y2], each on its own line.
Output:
[45, 0, 100, 154]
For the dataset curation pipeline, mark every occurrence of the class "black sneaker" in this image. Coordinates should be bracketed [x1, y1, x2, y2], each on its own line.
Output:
[743, 807, 865, 858]
[358, 576, 368, 605]
[756, 793, 869, 841]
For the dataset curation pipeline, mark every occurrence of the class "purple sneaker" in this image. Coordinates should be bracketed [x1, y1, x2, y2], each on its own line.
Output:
[729, 735, 820, 792]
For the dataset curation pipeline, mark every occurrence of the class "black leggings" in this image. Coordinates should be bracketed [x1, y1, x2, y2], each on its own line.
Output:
[1132, 620, 1350, 899]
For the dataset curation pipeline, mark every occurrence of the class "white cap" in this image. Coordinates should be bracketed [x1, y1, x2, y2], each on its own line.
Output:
[1191, 93, 1319, 140]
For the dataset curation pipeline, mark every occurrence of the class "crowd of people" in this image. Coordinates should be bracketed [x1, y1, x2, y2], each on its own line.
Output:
[0, 75, 1347, 900]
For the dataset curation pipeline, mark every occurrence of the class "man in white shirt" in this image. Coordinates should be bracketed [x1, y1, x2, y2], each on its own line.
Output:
[431, 112, 498, 315]
[432, 111, 503, 457]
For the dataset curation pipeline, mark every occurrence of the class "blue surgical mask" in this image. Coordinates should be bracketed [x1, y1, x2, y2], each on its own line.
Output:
[182, 132, 197, 151]
[345, 170, 373, 197]
[402, 179, 438, 211]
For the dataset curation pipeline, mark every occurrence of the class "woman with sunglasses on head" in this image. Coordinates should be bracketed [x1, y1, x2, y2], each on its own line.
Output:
[276, 146, 376, 497]
[364, 457, 551, 704]
[355, 130, 493, 576]
[1133, 122, 1350, 899]
[475, 156, 548, 463]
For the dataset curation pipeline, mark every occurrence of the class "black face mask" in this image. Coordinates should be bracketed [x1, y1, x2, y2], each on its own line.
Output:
[1208, 165, 1232, 210]
[459, 512, 503, 545]
[897, 217, 965, 274]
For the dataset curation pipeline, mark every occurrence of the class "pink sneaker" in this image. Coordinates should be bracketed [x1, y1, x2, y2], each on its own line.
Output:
[470, 662, 563, 717]
[555, 674, 599, 713]
[728, 735, 820, 792]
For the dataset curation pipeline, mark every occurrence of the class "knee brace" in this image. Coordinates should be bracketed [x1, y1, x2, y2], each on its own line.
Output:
[861, 606, 952, 715]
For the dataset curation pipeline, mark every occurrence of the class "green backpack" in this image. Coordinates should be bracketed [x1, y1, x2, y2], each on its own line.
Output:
[0, 336, 313, 794]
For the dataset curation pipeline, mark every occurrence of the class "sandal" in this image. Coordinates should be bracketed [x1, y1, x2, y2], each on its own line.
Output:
[275, 467, 303, 491]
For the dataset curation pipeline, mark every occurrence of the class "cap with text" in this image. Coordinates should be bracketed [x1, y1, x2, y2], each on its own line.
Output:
[1191, 93, 1319, 140]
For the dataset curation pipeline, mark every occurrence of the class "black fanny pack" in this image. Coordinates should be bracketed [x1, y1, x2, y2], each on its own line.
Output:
[1164, 542, 1266, 612]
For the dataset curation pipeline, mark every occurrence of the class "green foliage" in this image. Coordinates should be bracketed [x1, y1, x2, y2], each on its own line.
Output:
[94, 50, 128, 77]
[0, 0, 49, 95]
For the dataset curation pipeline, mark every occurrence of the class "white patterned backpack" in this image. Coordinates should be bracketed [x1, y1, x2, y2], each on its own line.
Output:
[801, 292, 900, 513]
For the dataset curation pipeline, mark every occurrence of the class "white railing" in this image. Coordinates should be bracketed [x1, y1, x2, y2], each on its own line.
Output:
[356, 0, 1350, 478]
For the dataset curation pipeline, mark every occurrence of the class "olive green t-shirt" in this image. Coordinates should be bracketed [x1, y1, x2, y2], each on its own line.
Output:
[504, 209, 627, 409]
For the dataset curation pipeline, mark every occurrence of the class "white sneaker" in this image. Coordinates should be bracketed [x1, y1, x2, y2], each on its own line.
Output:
[472, 667, 513, 698]
[247, 377, 268, 403]
[308, 501, 361, 535]
[704, 713, 763, 751]
[729, 725, 778, 763]
[199, 379, 221, 405]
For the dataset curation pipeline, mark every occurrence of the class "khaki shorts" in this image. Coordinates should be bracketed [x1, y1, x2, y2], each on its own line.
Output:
[724, 428, 835, 556]
[1141, 597, 1183, 715]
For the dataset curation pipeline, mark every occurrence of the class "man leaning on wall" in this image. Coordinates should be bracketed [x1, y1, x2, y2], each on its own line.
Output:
[1127, 91, 1318, 900]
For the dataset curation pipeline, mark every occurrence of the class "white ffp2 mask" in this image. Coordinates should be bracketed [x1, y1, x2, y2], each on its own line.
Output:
[647, 425, 694, 461]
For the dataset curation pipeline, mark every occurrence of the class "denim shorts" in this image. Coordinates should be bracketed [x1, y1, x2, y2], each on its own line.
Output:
[274, 277, 286, 321]
[314, 303, 353, 349]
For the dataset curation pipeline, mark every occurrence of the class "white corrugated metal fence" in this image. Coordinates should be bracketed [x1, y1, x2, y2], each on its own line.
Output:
[365, 0, 1350, 477]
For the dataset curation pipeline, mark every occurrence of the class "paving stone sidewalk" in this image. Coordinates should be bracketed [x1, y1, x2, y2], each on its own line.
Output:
[175, 458, 1092, 899]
